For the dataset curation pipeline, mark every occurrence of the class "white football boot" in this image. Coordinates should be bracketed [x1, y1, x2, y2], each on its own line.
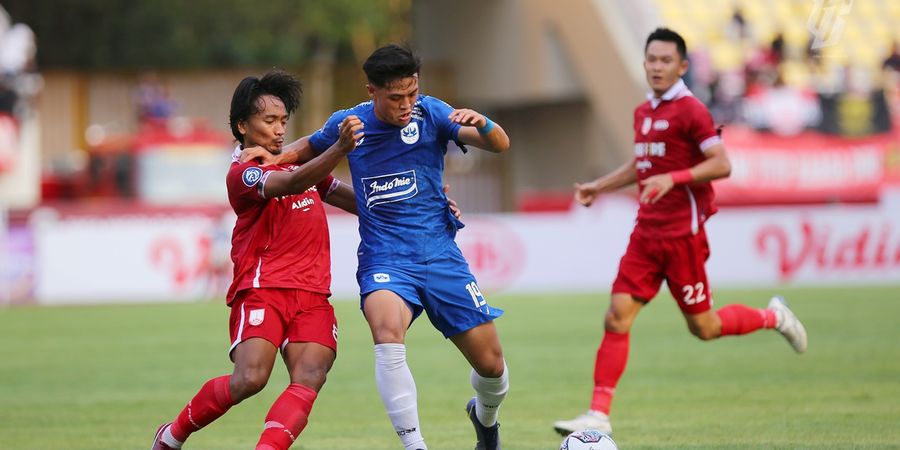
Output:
[769, 295, 808, 353]
[553, 410, 612, 436]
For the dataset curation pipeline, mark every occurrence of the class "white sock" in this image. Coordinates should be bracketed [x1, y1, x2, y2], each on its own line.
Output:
[161, 424, 184, 449]
[470, 360, 509, 427]
[374, 343, 427, 450]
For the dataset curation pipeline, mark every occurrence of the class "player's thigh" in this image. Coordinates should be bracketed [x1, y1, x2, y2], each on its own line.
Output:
[664, 231, 713, 315]
[282, 341, 336, 392]
[422, 245, 503, 339]
[449, 321, 505, 378]
[363, 289, 415, 343]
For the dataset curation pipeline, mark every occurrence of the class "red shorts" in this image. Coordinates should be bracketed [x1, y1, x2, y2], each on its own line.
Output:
[228, 288, 337, 359]
[611, 228, 713, 314]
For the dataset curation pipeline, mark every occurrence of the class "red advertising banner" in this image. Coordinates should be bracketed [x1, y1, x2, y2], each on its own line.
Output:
[715, 126, 900, 205]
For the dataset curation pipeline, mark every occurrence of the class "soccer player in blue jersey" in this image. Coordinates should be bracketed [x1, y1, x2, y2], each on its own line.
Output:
[242, 44, 510, 450]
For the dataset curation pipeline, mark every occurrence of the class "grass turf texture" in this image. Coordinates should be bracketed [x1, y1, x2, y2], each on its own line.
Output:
[1, 285, 898, 449]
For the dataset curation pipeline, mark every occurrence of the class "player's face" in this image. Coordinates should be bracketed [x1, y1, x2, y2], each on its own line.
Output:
[644, 40, 688, 97]
[368, 75, 419, 127]
[237, 94, 288, 154]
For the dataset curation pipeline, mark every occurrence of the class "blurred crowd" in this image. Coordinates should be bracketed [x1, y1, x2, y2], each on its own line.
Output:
[685, 7, 899, 137]
[0, 5, 39, 118]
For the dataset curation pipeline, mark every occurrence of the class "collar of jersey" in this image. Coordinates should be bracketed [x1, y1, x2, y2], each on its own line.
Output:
[647, 78, 689, 109]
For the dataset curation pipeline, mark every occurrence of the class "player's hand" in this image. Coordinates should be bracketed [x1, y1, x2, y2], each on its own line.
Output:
[574, 181, 601, 207]
[240, 145, 278, 165]
[336, 115, 364, 154]
[448, 109, 487, 128]
[639, 173, 675, 204]
[443, 184, 462, 219]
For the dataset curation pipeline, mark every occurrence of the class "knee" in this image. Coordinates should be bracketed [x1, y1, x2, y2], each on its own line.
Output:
[474, 355, 506, 379]
[604, 309, 634, 333]
[689, 324, 720, 341]
[371, 325, 406, 344]
[290, 366, 330, 392]
[230, 366, 270, 401]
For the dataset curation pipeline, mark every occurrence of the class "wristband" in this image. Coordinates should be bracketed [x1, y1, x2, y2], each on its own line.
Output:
[477, 116, 495, 135]
[670, 169, 693, 185]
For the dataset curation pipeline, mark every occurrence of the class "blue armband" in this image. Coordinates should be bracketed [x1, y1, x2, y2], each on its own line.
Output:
[477, 116, 495, 135]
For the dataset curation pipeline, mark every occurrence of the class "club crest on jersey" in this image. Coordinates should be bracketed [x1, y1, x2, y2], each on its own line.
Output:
[242, 167, 263, 187]
[400, 122, 419, 144]
[248, 308, 265, 326]
[641, 117, 652, 135]
[362, 170, 418, 209]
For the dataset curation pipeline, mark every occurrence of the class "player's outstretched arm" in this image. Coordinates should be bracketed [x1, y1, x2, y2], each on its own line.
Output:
[451, 109, 510, 153]
[262, 116, 364, 198]
[240, 135, 317, 166]
[638, 143, 731, 204]
[574, 160, 639, 207]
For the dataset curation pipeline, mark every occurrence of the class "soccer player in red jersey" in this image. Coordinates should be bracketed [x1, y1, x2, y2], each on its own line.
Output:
[151, 70, 363, 450]
[553, 28, 808, 436]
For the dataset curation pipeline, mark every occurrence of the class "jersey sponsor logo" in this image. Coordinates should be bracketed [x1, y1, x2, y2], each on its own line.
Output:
[373, 273, 391, 283]
[242, 167, 263, 187]
[641, 117, 652, 135]
[653, 119, 669, 131]
[248, 308, 265, 326]
[634, 142, 666, 157]
[400, 122, 420, 144]
[362, 170, 418, 209]
[292, 197, 315, 210]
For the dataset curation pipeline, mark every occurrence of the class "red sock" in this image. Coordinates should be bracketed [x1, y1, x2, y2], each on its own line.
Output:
[590, 330, 629, 415]
[170, 375, 234, 442]
[716, 304, 777, 336]
[255, 383, 318, 450]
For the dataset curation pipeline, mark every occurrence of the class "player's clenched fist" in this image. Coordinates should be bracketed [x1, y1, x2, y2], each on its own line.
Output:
[336, 115, 365, 153]
[574, 181, 601, 207]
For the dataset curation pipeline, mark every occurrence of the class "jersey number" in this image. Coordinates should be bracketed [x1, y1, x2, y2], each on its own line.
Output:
[681, 282, 707, 305]
[465, 282, 486, 309]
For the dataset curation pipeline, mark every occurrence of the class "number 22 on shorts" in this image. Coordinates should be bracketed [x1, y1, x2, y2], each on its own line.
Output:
[681, 282, 707, 305]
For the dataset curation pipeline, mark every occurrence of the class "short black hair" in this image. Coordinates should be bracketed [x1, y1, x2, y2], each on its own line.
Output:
[362, 44, 421, 88]
[229, 70, 302, 143]
[645, 27, 687, 60]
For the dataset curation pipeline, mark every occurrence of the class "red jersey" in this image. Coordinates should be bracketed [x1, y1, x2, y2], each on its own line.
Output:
[632, 79, 722, 238]
[225, 158, 339, 305]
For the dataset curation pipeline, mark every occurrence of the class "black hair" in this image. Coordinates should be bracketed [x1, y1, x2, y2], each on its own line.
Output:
[229, 69, 302, 143]
[645, 27, 688, 60]
[362, 44, 421, 88]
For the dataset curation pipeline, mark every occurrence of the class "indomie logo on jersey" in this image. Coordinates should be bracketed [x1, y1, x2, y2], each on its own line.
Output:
[362, 170, 418, 209]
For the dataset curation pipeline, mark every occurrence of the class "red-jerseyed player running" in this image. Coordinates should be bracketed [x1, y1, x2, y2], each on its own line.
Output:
[151, 70, 363, 450]
[553, 28, 807, 436]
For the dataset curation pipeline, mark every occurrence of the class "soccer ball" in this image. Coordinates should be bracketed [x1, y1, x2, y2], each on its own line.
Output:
[559, 429, 618, 450]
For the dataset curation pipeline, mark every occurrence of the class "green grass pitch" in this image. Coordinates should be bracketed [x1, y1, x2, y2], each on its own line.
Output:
[1, 285, 899, 449]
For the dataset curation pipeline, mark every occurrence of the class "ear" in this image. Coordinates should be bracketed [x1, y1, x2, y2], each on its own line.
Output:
[366, 84, 376, 99]
[236, 119, 247, 136]
[679, 58, 690, 77]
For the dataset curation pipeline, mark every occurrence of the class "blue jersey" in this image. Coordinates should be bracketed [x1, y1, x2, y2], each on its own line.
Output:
[310, 95, 466, 264]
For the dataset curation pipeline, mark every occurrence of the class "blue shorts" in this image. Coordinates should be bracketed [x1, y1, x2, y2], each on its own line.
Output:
[357, 244, 503, 338]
